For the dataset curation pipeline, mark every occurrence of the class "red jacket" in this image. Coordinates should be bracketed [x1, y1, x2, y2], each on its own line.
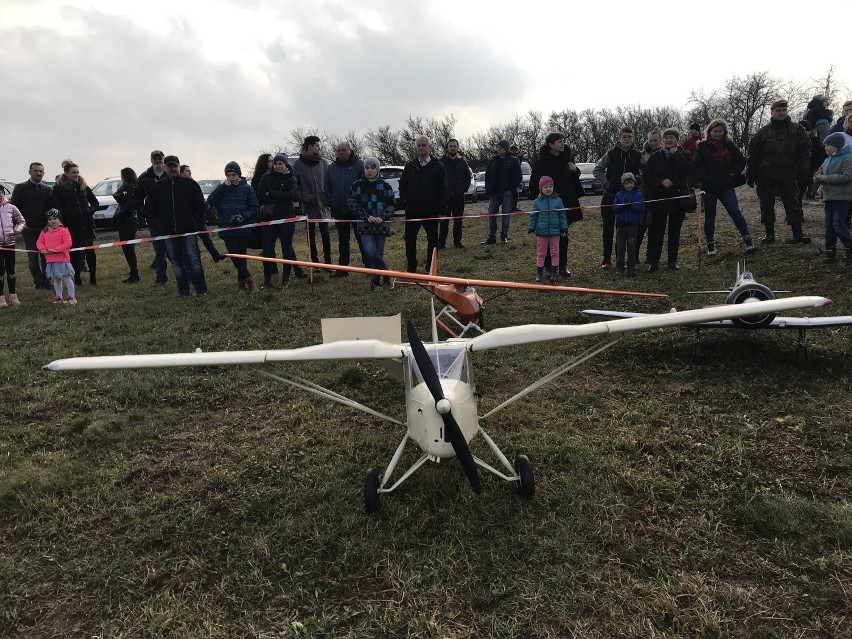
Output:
[36, 225, 72, 263]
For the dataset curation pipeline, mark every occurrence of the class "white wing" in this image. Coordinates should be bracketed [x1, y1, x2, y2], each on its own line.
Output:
[467, 296, 830, 351]
[45, 339, 406, 371]
[581, 308, 852, 329]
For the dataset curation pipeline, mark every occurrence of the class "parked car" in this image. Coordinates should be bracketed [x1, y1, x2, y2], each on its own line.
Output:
[474, 172, 486, 201]
[0, 178, 16, 196]
[518, 161, 531, 198]
[464, 169, 477, 203]
[380, 165, 405, 211]
[91, 177, 123, 228]
[578, 162, 604, 195]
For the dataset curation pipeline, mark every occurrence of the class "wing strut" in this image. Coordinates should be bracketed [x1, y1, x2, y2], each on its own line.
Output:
[257, 370, 403, 425]
[479, 337, 622, 420]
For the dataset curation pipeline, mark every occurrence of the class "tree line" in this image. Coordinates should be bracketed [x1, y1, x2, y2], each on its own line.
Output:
[266, 68, 847, 172]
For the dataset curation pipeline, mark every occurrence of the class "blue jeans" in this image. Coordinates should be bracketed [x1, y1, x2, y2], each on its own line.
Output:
[261, 223, 298, 278]
[148, 221, 169, 283]
[223, 235, 251, 281]
[824, 200, 852, 249]
[487, 193, 513, 239]
[164, 235, 206, 295]
[703, 188, 751, 244]
[359, 233, 388, 283]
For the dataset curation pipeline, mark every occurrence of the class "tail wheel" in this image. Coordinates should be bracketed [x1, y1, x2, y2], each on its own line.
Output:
[516, 454, 535, 499]
[726, 282, 776, 328]
[364, 468, 380, 514]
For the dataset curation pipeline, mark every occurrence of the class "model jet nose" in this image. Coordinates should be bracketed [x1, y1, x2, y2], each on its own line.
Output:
[436, 398, 452, 414]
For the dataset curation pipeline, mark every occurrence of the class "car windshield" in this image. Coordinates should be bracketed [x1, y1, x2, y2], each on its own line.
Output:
[476, 172, 486, 181]
[1, 180, 15, 195]
[380, 168, 403, 180]
[577, 163, 596, 175]
[92, 180, 121, 196]
[197, 179, 221, 195]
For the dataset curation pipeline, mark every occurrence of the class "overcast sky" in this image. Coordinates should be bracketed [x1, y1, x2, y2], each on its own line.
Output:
[2, 0, 849, 184]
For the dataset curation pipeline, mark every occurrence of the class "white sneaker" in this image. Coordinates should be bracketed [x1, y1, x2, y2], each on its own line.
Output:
[7, 294, 20, 305]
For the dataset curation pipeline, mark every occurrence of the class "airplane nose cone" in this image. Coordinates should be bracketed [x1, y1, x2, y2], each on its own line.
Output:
[436, 398, 452, 414]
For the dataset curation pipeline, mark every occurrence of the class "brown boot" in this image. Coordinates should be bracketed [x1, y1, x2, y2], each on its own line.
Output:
[245, 276, 261, 294]
[237, 279, 247, 294]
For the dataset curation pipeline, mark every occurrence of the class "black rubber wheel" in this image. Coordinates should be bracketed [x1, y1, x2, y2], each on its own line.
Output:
[727, 282, 776, 328]
[692, 344, 704, 363]
[796, 345, 808, 369]
[516, 454, 535, 499]
[364, 468, 380, 514]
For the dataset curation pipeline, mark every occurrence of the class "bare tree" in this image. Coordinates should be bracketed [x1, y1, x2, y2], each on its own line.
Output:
[364, 125, 406, 166]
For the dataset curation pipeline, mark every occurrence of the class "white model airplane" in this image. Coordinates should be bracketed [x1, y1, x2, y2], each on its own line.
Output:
[45, 295, 830, 512]
[583, 265, 852, 367]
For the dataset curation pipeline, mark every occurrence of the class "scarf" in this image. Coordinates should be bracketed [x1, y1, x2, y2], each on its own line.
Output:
[710, 139, 731, 166]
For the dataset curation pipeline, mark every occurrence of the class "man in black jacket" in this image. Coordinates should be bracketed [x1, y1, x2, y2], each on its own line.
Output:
[482, 140, 522, 244]
[399, 136, 447, 272]
[11, 162, 52, 289]
[438, 139, 472, 249]
[147, 155, 208, 296]
[593, 127, 643, 268]
[135, 150, 170, 284]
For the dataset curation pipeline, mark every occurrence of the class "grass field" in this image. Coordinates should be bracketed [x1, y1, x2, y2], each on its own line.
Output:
[1, 190, 850, 638]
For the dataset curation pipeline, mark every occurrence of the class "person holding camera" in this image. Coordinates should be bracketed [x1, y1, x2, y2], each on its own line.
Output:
[207, 161, 260, 294]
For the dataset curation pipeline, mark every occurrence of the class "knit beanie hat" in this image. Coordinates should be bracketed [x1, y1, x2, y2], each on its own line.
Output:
[824, 132, 846, 149]
[538, 175, 554, 188]
[273, 153, 289, 164]
[364, 157, 381, 171]
[621, 172, 636, 184]
[224, 161, 242, 176]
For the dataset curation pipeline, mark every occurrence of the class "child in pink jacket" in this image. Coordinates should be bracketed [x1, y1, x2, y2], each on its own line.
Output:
[0, 187, 25, 307]
[36, 209, 77, 304]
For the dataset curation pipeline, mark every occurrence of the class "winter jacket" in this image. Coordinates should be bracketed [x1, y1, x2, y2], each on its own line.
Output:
[36, 225, 72, 263]
[133, 165, 168, 225]
[829, 115, 847, 134]
[747, 117, 811, 183]
[292, 153, 329, 218]
[693, 139, 746, 192]
[593, 145, 643, 195]
[50, 175, 98, 238]
[10, 179, 52, 229]
[256, 169, 301, 220]
[644, 148, 693, 213]
[348, 177, 396, 235]
[681, 135, 701, 156]
[398, 157, 448, 219]
[485, 154, 522, 195]
[612, 189, 645, 227]
[207, 178, 259, 238]
[528, 196, 567, 237]
[529, 145, 582, 209]
[325, 155, 364, 217]
[147, 176, 207, 234]
[816, 146, 852, 201]
[439, 155, 472, 197]
[112, 182, 142, 226]
[804, 97, 833, 127]
[0, 200, 25, 245]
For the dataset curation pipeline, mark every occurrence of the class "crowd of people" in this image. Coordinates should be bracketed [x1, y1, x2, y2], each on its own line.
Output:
[1, 95, 851, 307]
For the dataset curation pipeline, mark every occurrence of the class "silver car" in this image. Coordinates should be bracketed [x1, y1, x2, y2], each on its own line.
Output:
[91, 177, 122, 228]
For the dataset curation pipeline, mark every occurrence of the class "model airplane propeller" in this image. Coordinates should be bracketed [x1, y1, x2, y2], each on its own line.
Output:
[584, 264, 851, 366]
[46, 294, 830, 513]
[239, 249, 669, 338]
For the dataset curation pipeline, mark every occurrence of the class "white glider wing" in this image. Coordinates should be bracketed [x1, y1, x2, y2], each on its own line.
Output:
[582, 307, 852, 330]
[45, 339, 406, 371]
[467, 296, 830, 351]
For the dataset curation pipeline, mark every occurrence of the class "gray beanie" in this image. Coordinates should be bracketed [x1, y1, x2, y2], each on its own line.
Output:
[364, 157, 381, 171]
[224, 161, 242, 176]
[824, 132, 846, 150]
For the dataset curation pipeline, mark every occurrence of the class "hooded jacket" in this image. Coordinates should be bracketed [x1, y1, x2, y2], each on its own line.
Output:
[50, 174, 98, 237]
[816, 145, 852, 201]
[0, 199, 25, 246]
[207, 177, 259, 238]
[612, 188, 645, 227]
[257, 167, 301, 220]
[36, 224, 72, 263]
[348, 177, 396, 235]
[528, 195, 567, 236]
[325, 154, 364, 217]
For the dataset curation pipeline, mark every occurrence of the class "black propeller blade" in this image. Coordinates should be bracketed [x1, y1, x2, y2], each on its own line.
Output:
[406, 321, 481, 493]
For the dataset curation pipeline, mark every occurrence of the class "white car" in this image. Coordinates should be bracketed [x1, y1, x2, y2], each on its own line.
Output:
[474, 172, 486, 201]
[380, 165, 405, 211]
[91, 177, 123, 228]
[1, 178, 17, 196]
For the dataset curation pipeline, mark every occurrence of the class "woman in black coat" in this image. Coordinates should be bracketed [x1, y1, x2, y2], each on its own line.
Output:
[51, 159, 99, 285]
[112, 167, 142, 283]
[643, 129, 693, 271]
